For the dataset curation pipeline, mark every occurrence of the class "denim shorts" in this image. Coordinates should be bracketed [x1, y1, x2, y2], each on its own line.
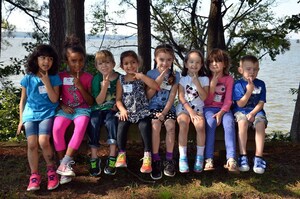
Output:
[234, 111, 268, 128]
[24, 117, 54, 137]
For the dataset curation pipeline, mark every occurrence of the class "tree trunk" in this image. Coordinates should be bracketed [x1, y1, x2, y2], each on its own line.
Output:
[290, 83, 300, 142]
[65, 0, 85, 49]
[137, 0, 151, 73]
[49, 0, 66, 65]
[207, 0, 226, 54]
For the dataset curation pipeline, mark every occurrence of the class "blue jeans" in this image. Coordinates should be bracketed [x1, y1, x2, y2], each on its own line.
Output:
[204, 107, 236, 160]
[87, 110, 118, 148]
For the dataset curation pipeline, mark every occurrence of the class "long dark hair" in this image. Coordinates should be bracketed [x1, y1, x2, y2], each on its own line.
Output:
[154, 44, 175, 85]
[182, 49, 206, 77]
[26, 44, 59, 75]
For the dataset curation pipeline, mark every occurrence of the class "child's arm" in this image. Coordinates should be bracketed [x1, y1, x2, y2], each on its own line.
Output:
[39, 71, 60, 103]
[209, 73, 220, 94]
[158, 84, 178, 120]
[247, 101, 264, 122]
[192, 74, 208, 101]
[178, 84, 201, 121]
[74, 72, 94, 106]
[17, 87, 26, 135]
[134, 72, 160, 91]
[236, 78, 255, 108]
[95, 74, 110, 105]
[146, 69, 168, 99]
[115, 79, 128, 121]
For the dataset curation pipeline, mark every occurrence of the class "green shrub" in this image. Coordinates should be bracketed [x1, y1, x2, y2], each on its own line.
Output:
[0, 81, 22, 141]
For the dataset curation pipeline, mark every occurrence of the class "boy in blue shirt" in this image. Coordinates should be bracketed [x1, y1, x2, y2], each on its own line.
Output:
[233, 55, 268, 174]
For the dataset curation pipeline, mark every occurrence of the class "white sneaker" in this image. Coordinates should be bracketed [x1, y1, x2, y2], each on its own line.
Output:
[60, 175, 72, 185]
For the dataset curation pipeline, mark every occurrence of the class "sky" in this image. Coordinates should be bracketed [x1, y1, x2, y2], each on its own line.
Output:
[2, 0, 300, 39]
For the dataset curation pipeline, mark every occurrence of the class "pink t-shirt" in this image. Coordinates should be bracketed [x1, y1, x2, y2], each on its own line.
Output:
[59, 71, 93, 108]
[204, 75, 234, 112]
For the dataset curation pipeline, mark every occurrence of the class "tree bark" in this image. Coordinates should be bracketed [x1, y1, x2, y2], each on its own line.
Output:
[207, 0, 226, 54]
[49, 0, 66, 65]
[290, 83, 300, 142]
[137, 0, 151, 73]
[65, 0, 85, 49]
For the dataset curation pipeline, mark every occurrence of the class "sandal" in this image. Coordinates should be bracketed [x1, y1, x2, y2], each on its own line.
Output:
[204, 158, 215, 171]
[224, 158, 240, 174]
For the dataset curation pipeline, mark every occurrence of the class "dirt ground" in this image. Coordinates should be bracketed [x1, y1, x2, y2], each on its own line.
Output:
[1, 141, 300, 198]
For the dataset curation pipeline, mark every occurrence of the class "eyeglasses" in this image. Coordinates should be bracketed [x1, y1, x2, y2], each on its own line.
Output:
[38, 56, 53, 62]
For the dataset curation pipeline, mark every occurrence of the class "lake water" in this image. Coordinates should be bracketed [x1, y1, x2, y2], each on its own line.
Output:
[1, 36, 299, 134]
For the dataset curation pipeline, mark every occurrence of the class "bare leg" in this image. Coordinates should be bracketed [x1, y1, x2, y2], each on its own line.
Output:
[237, 120, 249, 155]
[27, 135, 39, 173]
[164, 119, 175, 153]
[152, 119, 162, 154]
[255, 121, 266, 157]
[39, 134, 55, 166]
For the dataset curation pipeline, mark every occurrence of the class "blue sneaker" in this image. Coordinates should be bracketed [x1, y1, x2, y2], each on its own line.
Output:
[238, 155, 250, 172]
[193, 155, 204, 173]
[179, 157, 189, 173]
[253, 157, 266, 174]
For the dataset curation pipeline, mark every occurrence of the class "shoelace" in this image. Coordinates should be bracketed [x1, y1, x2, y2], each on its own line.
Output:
[48, 174, 56, 181]
[256, 159, 266, 168]
[66, 160, 75, 170]
[108, 159, 116, 167]
[141, 156, 151, 166]
[91, 160, 97, 169]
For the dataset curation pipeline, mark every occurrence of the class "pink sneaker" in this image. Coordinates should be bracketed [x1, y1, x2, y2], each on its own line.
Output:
[27, 173, 41, 191]
[47, 168, 59, 190]
[56, 160, 75, 176]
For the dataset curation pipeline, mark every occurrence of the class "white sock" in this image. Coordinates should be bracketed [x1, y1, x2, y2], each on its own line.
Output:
[179, 146, 187, 159]
[196, 145, 205, 156]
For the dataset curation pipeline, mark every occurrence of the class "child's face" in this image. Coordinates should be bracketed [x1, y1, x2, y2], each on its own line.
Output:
[95, 58, 115, 76]
[239, 60, 259, 81]
[37, 56, 53, 72]
[209, 60, 225, 74]
[121, 56, 139, 74]
[155, 52, 174, 72]
[66, 50, 85, 74]
[185, 52, 203, 75]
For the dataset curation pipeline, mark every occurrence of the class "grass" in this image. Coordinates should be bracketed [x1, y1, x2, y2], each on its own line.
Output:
[0, 141, 299, 198]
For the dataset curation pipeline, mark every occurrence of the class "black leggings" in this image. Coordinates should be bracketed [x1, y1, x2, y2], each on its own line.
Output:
[117, 117, 152, 152]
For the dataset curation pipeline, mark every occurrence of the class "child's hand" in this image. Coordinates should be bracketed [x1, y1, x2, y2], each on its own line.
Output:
[101, 74, 110, 88]
[212, 111, 224, 126]
[211, 73, 220, 87]
[131, 72, 144, 80]
[191, 111, 202, 122]
[61, 104, 75, 114]
[39, 71, 50, 86]
[192, 73, 200, 85]
[74, 72, 83, 90]
[16, 122, 23, 135]
[246, 78, 255, 93]
[156, 112, 165, 122]
[119, 109, 128, 121]
[246, 112, 255, 122]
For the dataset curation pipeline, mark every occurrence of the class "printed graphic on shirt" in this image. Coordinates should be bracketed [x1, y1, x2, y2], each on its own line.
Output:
[186, 85, 199, 102]
[213, 83, 226, 103]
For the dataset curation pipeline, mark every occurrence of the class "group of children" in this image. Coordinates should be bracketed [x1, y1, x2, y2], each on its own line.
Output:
[17, 35, 267, 191]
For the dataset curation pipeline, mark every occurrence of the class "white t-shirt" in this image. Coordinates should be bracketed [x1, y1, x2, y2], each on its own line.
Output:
[176, 75, 209, 114]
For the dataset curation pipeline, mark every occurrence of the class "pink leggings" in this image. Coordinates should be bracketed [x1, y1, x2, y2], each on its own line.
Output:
[52, 116, 89, 151]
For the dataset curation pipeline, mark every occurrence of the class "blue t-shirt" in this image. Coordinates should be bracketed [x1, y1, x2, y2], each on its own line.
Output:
[232, 78, 266, 115]
[21, 74, 62, 122]
[147, 68, 180, 112]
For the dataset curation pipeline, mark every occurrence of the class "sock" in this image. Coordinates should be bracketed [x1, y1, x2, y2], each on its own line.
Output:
[144, 151, 151, 157]
[179, 146, 187, 159]
[152, 153, 161, 161]
[196, 145, 205, 156]
[118, 150, 125, 153]
[166, 152, 173, 161]
[46, 165, 55, 171]
[239, 154, 247, 157]
[61, 155, 72, 165]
